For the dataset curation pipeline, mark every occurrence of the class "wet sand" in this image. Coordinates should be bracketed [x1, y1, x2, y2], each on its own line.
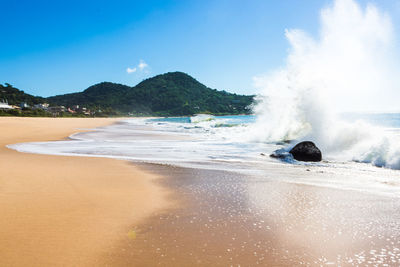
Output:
[0, 117, 169, 266]
[106, 163, 400, 266]
[3, 117, 400, 266]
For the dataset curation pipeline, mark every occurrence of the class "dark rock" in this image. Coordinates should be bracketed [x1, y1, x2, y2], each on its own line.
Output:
[270, 153, 287, 159]
[289, 141, 322, 162]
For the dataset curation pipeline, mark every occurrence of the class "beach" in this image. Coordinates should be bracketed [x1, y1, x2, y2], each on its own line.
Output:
[100, 163, 400, 266]
[0, 117, 169, 266]
[5, 0, 400, 265]
[3, 116, 400, 266]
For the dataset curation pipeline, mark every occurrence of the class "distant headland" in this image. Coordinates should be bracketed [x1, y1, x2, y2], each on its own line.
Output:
[0, 72, 254, 117]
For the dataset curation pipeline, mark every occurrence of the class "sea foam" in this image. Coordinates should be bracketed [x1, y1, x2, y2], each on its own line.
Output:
[251, 0, 400, 169]
[7, 115, 400, 197]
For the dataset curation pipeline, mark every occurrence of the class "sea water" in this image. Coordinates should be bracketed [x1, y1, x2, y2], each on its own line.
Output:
[8, 113, 400, 197]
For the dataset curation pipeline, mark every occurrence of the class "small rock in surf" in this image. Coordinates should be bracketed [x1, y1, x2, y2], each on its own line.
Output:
[289, 141, 322, 162]
[270, 153, 287, 159]
[269, 148, 293, 161]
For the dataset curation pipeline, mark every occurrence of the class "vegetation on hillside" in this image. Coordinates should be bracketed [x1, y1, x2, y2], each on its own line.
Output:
[1, 72, 254, 117]
[0, 83, 44, 105]
[48, 72, 254, 116]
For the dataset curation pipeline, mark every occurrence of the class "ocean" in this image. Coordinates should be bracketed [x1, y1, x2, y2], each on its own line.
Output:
[8, 114, 400, 197]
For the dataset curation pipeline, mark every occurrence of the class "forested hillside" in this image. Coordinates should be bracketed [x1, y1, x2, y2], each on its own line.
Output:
[0, 83, 44, 105]
[47, 72, 254, 116]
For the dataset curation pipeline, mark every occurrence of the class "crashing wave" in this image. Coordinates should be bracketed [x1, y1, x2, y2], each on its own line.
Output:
[250, 0, 400, 170]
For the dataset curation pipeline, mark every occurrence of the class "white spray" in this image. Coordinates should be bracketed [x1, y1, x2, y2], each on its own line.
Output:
[252, 0, 400, 169]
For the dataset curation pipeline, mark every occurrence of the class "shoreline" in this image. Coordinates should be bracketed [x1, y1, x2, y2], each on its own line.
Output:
[0, 117, 170, 266]
[3, 117, 400, 266]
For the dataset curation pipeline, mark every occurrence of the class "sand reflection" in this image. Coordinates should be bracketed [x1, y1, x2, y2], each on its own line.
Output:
[104, 164, 400, 266]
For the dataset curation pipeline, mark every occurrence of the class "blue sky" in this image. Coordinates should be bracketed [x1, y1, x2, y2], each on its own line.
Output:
[1, 0, 399, 97]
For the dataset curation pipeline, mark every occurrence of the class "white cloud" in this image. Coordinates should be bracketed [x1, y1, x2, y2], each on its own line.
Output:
[138, 60, 148, 70]
[126, 67, 137, 73]
[126, 60, 149, 74]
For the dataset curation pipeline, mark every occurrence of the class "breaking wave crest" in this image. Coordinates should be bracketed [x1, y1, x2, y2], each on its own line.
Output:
[250, 0, 400, 169]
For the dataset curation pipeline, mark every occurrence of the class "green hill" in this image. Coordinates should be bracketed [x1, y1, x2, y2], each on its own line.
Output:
[47, 72, 254, 116]
[0, 83, 45, 106]
[1, 72, 254, 117]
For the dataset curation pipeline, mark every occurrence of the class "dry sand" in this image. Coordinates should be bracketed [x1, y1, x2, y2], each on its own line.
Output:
[0, 117, 169, 266]
[3, 117, 400, 266]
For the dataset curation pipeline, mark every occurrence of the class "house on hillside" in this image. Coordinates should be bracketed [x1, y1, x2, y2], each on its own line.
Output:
[33, 103, 49, 110]
[71, 105, 80, 110]
[48, 106, 66, 116]
[0, 100, 13, 110]
[20, 102, 29, 109]
[67, 107, 76, 114]
[69, 105, 91, 115]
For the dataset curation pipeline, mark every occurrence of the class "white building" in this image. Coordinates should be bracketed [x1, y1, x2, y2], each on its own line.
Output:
[20, 102, 29, 109]
[33, 103, 49, 110]
[0, 100, 13, 110]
